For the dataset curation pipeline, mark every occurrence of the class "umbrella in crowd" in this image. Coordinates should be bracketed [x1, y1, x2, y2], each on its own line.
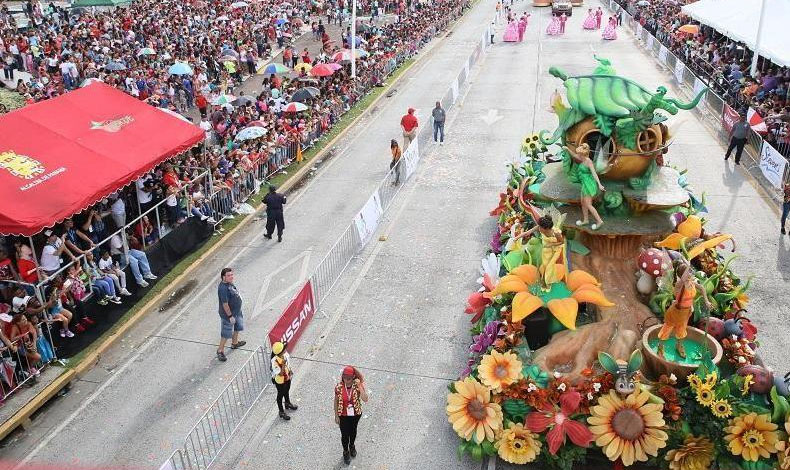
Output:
[137, 47, 156, 56]
[220, 55, 239, 63]
[232, 95, 255, 106]
[636, 0, 649, 5]
[216, 15, 230, 21]
[291, 88, 316, 102]
[235, 126, 267, 141]
[230, 1, 248, 7]
[211, 94, 236, 106]
[331, 49, 368, 63]
[283, 102, 308, 113]
[105, 61, 126, 71]
[246, 120, 267, 128]
[271, 88, 282, 98]
[677, 24, 699, 34]
[310, 63, 336, 77]
[80, 77, 103, 87]
[168, 62, 194, 75]
[293, 63, 313, 74]
[220, 49, 240, 59]
[275, 18, 289, 26]
[327, 63, 343, 71]
[259, 63, 291, 74]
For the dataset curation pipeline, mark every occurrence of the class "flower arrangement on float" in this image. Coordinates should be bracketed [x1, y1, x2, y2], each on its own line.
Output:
[446, 155, 790, 470]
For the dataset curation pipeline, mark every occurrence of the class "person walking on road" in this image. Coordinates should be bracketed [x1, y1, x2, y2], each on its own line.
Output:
[263, 184, 287, 242]
[400, 107, 418, 150]
[725, 114, 750, 165]
[335, 366, 369, 465]
[432, 101, 446, 145]
[217, 268, 245, 362]
[271, 341, 298, 420]
[390, 139, 403, 185]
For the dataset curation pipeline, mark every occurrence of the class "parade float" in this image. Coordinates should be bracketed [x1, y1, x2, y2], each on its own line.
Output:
[446, 58, 790, 470]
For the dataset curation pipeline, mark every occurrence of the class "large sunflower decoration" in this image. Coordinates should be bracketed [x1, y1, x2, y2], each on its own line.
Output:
[446, 377, 504, 444]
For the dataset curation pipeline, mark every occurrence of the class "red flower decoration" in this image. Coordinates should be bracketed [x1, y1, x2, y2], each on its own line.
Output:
[465, 292, 491, 323]
[525, 390, 594, 455]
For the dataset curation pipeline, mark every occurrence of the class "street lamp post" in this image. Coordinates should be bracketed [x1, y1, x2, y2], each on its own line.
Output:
[750, 0, 768, 77]
[351, 0, 357, 79]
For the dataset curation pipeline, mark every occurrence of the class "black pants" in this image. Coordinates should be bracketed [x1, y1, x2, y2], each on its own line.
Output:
[275, 379, 291, 412]
[725, 137, 747, 163]
[266, 210, 285, 239]
[339, 415, 361, 453]
[390, 158, 402, 184]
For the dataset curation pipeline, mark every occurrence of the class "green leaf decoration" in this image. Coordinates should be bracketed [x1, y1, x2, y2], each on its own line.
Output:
[470, 443, 483, 459]
[502, 399, 532, 423]
[715, 381, 731, 400]
[593, 114, 614, 137]
[447, 382, 457, 393]
[741, 459, 777, 470]
[628, 159, 657, 190]
[524, 364, 549, 388]
[503, 250, 524, 272]
[481, 439, 497, 456]
[483, 306, 499, 325]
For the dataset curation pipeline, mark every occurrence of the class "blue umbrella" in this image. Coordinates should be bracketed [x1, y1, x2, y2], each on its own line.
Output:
[235, 126, 267, 141]
[275, 18, 289, 26]
[168, 62, 194, 75]
[105, 61, 126, 71]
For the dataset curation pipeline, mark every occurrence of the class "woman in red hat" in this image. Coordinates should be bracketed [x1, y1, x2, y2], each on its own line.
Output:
[334, 366, 369, 465]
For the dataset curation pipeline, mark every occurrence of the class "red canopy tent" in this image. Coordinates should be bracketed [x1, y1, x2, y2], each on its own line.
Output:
[0, 82, 204, 236]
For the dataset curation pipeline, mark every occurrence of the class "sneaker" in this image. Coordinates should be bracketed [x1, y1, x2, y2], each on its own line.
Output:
[109, 297, 122, 304]
[343, 451, 351, 465]
[97, 298, 108, 306]
[216, 351, 227, 362]
[285, 402, 298, 411]
[144, 273, 158, 280]
[65, 330, 75, 338]
[230, 340, 247, 349]
[279, 411, 291, 421]
[138, 280, 150, 288]
[60, 329, 66, 338]
[349, 445, 356, 458]
[120, 288, 132, 296]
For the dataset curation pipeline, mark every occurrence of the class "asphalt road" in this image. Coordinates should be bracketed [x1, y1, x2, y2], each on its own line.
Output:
[4, 0, 789, 469]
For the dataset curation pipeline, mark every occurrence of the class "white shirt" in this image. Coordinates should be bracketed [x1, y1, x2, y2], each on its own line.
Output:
[110, 234, 124, 256]
[111, 197, 125, 215]
[40, 240, 61, 271]
[98, 257, 115, 271]
[136, 176, 153, 203]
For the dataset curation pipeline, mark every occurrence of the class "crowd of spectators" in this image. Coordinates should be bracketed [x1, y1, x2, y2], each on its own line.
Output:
[616, 0, 790, 155]
[0, 0, 467, 400]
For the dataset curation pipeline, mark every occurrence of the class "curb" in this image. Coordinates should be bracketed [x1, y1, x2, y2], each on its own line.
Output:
[0, 16, 459, 441]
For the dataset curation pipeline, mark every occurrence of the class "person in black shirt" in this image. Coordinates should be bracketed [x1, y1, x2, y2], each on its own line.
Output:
[263, 185, 287, 242]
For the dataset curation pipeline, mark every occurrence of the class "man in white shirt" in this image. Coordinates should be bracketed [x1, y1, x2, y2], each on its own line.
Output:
[39, 230, 71, 276]
[136, 174, 154, 215]
[110, 194, 126, 229]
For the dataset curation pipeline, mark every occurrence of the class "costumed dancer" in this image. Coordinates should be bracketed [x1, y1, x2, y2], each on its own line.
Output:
[521, 214, 567, 287]
[595, 7, 603, 29]
[517, 13, 530, 42]
[546, 14, 562, 36]
[503, 18, 519, 42]
[582, 8, 597, 30]
[656, 260, 712, 359]
[563, 143, 605, 230]
[602, 16, 617, 40]
[559, 12, 567, 33]
[335, 366, 369, 465]
[271, 341, 298, 420]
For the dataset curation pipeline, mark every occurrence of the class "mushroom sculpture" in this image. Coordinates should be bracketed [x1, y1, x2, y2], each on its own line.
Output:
[636, 248, 670, 295]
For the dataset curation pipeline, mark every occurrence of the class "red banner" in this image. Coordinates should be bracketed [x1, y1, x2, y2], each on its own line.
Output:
[721, 103, 740, 133]
[268, 281, 316, 351]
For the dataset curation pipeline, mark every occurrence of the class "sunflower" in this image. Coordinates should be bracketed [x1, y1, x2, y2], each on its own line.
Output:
[695, 387, 715, 407]
[710, 399, 733, 419]
[485, 265, 614, 330]
[665, 435, 715, 470]
[495, 422, 542, 464]
[587, 388, 668, 466]
[478, 350, 523, 392]
[687, 374, 702, 390]
[446, 377, 504, 443]
[776, 418, 790, 470]
[723, 413, 779, 462]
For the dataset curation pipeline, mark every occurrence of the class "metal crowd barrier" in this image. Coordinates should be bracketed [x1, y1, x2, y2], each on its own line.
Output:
[606, 0, 789, 203]
[0, 320, 58, 401]
[159, 10, 489, 470]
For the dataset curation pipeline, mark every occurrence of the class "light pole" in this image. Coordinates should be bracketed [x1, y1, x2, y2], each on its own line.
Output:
[750, 0, 768, 77]
[351, 0, 357, 79]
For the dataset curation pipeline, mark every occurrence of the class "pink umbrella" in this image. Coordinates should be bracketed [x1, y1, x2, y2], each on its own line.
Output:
[246, 120, 267, 128]
[283, 102, 308, 113]
[327, 63, 342, 71]
[310, 63, 336, 77]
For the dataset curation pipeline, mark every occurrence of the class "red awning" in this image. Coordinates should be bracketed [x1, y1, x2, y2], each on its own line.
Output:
[0, 82, 204, 236]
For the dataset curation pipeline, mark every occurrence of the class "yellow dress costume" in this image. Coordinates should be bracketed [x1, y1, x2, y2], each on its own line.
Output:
[658, 280, 695, 340]
[540, 230, 566, 285]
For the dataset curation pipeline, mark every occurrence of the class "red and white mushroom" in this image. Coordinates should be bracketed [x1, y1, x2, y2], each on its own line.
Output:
[636, 248, 670, 294]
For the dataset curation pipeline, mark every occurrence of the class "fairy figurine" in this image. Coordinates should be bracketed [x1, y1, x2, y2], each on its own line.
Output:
[521, 211, 566, 287]
[657, 259, 712, 359]
[563, 143, 605, 230]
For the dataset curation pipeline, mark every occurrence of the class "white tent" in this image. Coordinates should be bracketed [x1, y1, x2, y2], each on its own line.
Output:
[681, 0, 790, 67]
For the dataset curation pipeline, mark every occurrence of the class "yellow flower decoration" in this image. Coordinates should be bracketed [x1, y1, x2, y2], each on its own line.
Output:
[742, 374, 754, 396]
[776, 418, 790, 470]
[446, 377, 504, 443]
[724, 413, 779, 462]
[695, 387, 715, 407]
[485, 265, 613, 330]
[587, 388, 668, 466]
[665, 435, 715, 470]
[478, 350, 523, 392]
[495, 422, 541, 464]
[711, 399, 733, 419]
[687, 374, 702, 390]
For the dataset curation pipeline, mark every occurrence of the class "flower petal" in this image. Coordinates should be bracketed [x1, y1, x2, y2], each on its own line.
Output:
[547, 298, 579, 330]
[564, 419, 593, 448]
[525, 412, 554, 433]
[511, 292, 544, 323]
[546, 423, 567, 455]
